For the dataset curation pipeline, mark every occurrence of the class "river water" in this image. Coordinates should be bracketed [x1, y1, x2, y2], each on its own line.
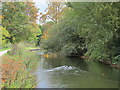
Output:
[34, 55, 119, 88]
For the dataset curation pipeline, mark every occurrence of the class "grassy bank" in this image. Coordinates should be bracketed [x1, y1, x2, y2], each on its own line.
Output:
[1, 44, 39, 88]
[0, 48, 10, 52]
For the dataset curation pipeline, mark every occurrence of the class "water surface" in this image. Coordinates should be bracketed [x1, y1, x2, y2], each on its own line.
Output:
[34, 55, 119, 88]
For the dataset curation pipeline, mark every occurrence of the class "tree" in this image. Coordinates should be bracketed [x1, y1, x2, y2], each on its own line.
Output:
[68, 2, 120, 64]
[2, 2, 39, 44]
[40, 2, 65, 23]
[41, 2, 120, 65]
[41, 8, 86, 56]
[0, 26, 10, 47]
[41, 21, 54, 40]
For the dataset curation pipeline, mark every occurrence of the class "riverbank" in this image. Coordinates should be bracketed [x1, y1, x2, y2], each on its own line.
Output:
[41, 52, 120, 70]
[98, 60, 120, 69]
[81, 56, 120, 69]
[1, 49, 39, 88]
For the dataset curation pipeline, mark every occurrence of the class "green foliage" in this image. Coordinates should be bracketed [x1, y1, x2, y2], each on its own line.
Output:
[73, 2, 120, 62]
[112, 55, 120, 65]
[41, 2, 120, 65]
[2, 2, 39, 44]
[0, 27, 10, 47]
[41, 9, 86, 56]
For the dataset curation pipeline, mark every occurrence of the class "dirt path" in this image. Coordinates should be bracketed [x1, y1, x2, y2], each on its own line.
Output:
[0, 50, 8, 56]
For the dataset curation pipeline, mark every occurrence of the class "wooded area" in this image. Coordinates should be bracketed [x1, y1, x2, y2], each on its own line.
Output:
[1, 1, 120, 88]
[41, 2, 120, 65]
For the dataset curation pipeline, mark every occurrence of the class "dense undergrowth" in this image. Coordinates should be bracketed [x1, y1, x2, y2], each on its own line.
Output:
[1, 43, 39, 88]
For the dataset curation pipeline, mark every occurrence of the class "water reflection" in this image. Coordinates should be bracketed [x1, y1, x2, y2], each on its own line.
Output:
[34, 54, 119, 88]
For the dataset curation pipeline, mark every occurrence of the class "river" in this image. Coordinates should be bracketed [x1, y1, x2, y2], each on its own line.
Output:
[34, 54, 119, 88]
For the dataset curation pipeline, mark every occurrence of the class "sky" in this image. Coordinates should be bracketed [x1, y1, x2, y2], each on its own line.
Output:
[33, 0, 48, 13]
[33, 0, 48, 24]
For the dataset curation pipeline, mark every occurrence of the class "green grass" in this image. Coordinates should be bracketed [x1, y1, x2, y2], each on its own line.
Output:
[0, 48, 10, 52]
[25, 47, 39, 50]
[0, 46, 39, 52]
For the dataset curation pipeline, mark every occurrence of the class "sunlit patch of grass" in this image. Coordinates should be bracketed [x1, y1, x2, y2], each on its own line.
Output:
[0, 48, 10, 52]
[26, 47, 40, 50]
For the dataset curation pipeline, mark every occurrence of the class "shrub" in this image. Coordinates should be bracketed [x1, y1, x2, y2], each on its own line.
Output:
[8, 43, 26, 56]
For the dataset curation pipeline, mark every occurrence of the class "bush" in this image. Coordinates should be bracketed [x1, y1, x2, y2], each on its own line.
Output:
[8, 43, 26, 56]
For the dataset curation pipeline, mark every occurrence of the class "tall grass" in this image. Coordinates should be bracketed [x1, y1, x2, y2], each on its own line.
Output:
[2, 43, 39, 88]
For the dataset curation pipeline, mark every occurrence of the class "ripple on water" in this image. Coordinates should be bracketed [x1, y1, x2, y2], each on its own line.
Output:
[43, 65, 87, 75]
